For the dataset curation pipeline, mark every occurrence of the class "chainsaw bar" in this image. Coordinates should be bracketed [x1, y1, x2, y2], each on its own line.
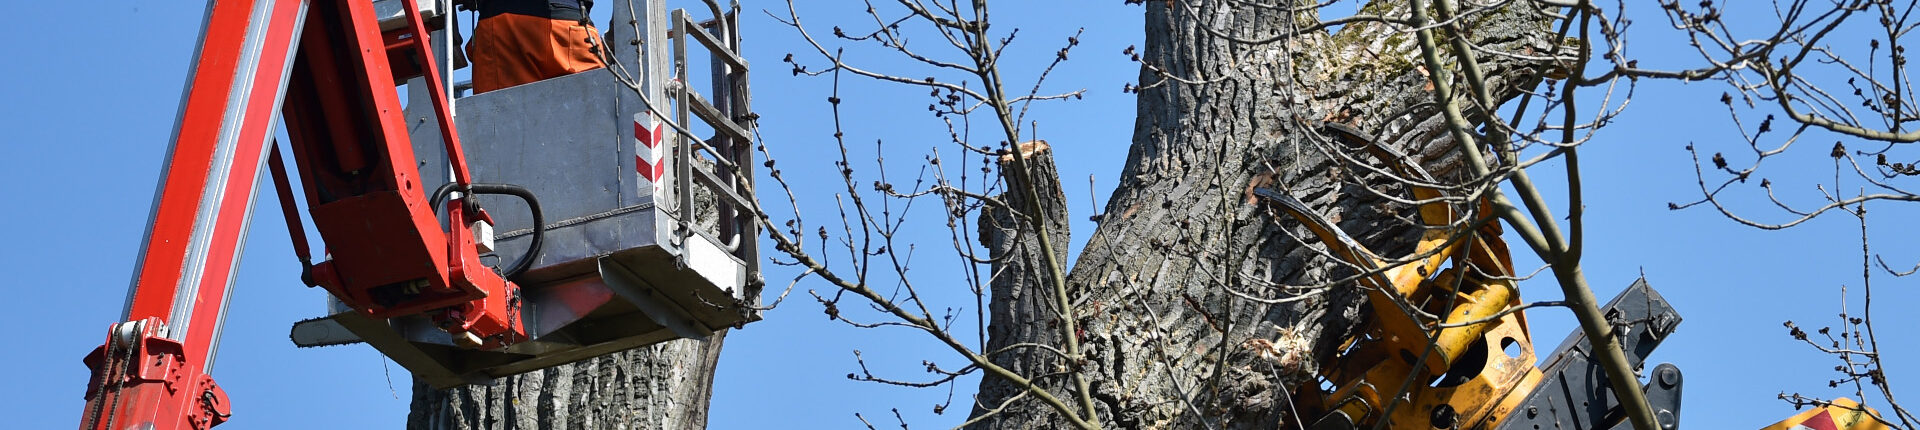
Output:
[289, 315, 366, 348]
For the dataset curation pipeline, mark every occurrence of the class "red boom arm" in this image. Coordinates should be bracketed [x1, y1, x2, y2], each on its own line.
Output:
[81, 1, 522, 428]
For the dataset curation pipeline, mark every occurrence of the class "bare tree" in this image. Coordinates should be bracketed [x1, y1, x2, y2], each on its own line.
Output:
[765, 0, 1682, 428]
[403, 0, 1743, 427]
[1652, 0, 1920, 426]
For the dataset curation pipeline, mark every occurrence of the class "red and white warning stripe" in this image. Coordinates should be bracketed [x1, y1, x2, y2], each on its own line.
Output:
[635, 113, 666, 194]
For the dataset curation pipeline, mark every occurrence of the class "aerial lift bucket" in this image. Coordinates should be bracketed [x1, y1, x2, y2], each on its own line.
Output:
[290, 0, 762, 388]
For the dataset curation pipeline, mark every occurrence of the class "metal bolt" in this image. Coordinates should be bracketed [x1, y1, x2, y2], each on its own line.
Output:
[1658, 366, 1680, 388]
[1657, 409, 1677, 430]
[1526, 406, 1538, 418]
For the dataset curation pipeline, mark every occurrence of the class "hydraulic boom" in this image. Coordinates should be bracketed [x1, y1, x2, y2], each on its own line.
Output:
[81, 1, 520, 428]
[82, 1, 767, 427]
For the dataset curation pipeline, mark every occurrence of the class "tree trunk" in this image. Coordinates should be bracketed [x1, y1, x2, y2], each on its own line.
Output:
[969, 1, 1559, 428]
[970, 142, 1074, 424]
[407, 335, 726, 430]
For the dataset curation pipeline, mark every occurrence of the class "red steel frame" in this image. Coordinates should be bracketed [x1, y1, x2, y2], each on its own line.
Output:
[82, 1, 521, 428]
[279, 0, 518, 345]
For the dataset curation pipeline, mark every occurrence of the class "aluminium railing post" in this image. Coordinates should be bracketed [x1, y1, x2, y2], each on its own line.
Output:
[725, 7, 759, 283]
[672, 9, 694, 253]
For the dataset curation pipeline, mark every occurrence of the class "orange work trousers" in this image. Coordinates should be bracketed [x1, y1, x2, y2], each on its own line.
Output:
[467, 14, 606, 94]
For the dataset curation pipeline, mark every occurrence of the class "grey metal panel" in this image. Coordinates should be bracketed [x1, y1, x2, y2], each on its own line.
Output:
[612, 0, 673, 209]
[502, 207, 660, 282]
[615, 0, 681, 263]
[449, 71, 662, 281]
[603, 242, 751, 330]
[599, 256, 714, 340]
[457, 71, 621, 227]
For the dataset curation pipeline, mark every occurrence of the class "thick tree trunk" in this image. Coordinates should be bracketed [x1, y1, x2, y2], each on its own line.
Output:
[969, 1, 1558, 429]
[406, 334, 726, 430]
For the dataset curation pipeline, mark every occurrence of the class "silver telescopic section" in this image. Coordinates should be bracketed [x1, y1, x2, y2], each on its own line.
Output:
[168, 0, 293, 345]
[206, 0, 310, 371]
[444, 0, 455, 115]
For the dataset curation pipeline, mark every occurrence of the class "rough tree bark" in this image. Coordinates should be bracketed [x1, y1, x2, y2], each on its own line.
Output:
[969, 1, 1560, 428]
[407, 336, 726, 430]
[972, 141, 1075, 424]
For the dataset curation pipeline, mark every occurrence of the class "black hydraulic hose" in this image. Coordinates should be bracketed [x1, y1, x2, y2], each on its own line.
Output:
[429, 182, 460, 213]
[469, 184, 544, 279]
[429, 182, 546, 280]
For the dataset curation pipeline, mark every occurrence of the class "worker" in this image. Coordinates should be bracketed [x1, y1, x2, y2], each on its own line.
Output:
[463, 0, 607, 94]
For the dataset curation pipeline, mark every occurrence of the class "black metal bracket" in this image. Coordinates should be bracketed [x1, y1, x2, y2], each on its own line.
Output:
[1494, 278, 1685, 430]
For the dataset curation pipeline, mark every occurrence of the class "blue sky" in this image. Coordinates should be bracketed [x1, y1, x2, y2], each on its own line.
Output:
[4, 1, 1917, 429]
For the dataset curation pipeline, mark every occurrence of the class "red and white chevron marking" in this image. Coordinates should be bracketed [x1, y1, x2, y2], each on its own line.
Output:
[634, 113, 665, 194]
[1790, 410, 1838, 430]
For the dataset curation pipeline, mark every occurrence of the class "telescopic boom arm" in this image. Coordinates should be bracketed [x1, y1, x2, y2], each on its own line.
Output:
[80, 1, 520, 428]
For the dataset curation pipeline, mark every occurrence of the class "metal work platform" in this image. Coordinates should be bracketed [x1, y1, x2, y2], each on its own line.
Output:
[291, 0, 762, 387]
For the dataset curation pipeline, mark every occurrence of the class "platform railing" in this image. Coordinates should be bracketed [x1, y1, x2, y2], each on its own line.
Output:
[667, 3, 761, 289]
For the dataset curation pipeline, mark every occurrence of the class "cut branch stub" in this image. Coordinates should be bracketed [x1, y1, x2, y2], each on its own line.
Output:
[972, 140, 1076, 425]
